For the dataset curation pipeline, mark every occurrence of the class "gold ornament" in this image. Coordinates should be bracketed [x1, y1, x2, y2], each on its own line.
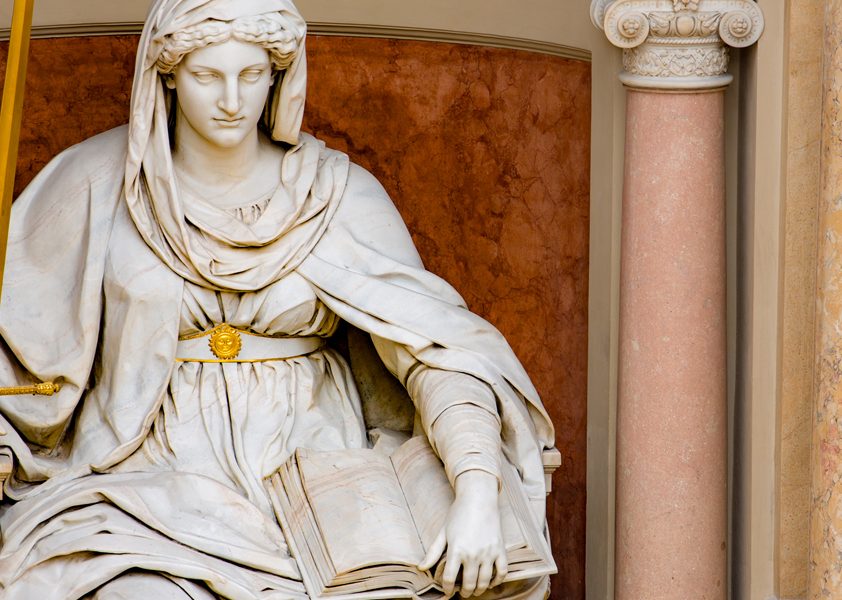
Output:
[208, 324, 242, 360]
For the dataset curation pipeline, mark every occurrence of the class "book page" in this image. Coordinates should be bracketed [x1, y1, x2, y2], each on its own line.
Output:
[497, 463, 528, 554]
[297, 448, 426, 575]
[267, 467, 332, 597]
[499, 461, 554, 566]
[388, 438, 558, 588]
[391, 436, 453, 552]
[391, 436, 538, 562]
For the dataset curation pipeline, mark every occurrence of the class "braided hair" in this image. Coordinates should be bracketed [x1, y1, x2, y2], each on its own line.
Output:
[156, 14, 302, 75]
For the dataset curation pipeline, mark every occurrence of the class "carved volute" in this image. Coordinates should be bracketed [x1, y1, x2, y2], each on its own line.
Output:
[591, 0, 764, 89]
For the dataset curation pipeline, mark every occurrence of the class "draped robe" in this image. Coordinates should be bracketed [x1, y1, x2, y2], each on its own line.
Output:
[0, 126, 555, 598]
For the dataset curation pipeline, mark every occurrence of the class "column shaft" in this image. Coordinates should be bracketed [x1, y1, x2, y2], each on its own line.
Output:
[615, 90, 728, 600]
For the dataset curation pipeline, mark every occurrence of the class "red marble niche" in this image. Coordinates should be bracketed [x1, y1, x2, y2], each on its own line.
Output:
[0, 35, 591, 599]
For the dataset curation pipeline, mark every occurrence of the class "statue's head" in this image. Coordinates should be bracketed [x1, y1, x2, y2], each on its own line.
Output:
[125, 0, 311, 288]
[156, 15, 300, 149]
[134, 0, 308, 148]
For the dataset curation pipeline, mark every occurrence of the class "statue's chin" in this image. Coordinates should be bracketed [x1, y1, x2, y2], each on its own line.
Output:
[198, 126, 253, 149]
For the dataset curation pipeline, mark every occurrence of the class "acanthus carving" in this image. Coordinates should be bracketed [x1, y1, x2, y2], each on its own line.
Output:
[672, 0, 700, 10]
[647, 11, 721, 39]
[624, 45, 729, 78]
[592, 0, 764, 89]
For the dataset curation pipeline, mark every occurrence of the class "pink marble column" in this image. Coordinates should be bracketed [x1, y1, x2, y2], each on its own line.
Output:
[615, 89, 727, 599]
[592, 0, 764, 597]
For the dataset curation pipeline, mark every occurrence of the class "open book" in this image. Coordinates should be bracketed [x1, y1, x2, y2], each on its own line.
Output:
[265, 436, 556, 600]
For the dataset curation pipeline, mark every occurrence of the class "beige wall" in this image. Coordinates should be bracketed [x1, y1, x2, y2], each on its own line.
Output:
[733, 1, 784, 598]
[733, 2, 822, 599]
[0, 0, 591, 55]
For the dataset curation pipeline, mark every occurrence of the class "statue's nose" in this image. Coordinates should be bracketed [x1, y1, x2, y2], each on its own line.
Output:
[218, 79, 242, 116]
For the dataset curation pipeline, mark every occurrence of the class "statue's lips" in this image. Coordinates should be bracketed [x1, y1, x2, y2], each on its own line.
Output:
[214, 117, 245, 127]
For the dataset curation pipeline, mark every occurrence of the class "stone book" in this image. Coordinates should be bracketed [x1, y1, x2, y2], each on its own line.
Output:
[266, 436, 556, 599]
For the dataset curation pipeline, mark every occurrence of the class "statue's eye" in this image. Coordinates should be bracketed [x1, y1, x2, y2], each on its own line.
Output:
[192, 71, 218, 83]
[240, 69, 265, 83]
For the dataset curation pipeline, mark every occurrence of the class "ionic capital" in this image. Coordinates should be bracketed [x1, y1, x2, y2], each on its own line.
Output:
[591, 0, 764, 90]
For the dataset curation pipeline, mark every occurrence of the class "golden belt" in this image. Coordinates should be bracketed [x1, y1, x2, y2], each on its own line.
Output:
[176, 324, 325, 363]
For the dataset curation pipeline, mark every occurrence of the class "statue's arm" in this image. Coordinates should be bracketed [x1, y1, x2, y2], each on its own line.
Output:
[371, 335, 508, 591]
[331, 164, 509, 596]
[408, 367, 509, 597]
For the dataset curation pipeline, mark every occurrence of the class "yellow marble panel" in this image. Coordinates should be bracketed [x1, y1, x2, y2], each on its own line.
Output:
[779, 2, 823, 598]
[812, 1, 842, 598]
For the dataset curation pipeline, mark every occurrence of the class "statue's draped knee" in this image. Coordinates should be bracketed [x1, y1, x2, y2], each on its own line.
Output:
[91, 573, 214, 600]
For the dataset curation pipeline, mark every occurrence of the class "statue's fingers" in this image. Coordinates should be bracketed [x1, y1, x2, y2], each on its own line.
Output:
[442, 553, 461, 597]
[460, 560, 479, 598]
[474, 559, 495, 596]
[491, 553, 508, 588]
[419, 528, 447, 571]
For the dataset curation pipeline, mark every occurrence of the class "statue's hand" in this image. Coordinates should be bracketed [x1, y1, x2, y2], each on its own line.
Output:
[419, 470, 507, 598]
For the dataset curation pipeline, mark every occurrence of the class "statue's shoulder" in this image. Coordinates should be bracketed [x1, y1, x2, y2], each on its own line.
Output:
[55, 124, 129, 179]
[16, 125, 128, 212]
[301, 134, 389, 214]
[299, 134, 422, 265]
[343, 162, 394, 211]
[330, 159, 424, 268]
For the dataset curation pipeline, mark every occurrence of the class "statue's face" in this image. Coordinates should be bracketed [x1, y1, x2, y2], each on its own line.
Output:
[170, 38, 274, 149]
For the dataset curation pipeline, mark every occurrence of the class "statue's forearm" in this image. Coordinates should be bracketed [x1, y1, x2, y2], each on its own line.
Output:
[407, 367, 503, 488]
[432, 402, 502, 488]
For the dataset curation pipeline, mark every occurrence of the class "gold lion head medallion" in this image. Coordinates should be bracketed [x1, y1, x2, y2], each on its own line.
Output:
[209, 325, 242, 360]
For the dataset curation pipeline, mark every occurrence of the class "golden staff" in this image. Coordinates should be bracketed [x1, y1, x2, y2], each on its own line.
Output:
[0, 0, 34, 297]
[0, 381, 59, 396]
[0, 3, 55, 402]
[0, 2, 36, 494]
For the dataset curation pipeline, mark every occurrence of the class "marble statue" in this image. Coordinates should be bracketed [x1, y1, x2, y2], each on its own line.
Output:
[0, 1, 556, 598]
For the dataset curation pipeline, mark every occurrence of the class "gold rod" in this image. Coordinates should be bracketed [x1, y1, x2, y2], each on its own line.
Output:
[0, 381, 60, 396]
[0, 0, 34, 300]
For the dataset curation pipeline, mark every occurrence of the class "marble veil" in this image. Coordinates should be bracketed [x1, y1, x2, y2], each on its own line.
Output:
[126, 0, 320, 292]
